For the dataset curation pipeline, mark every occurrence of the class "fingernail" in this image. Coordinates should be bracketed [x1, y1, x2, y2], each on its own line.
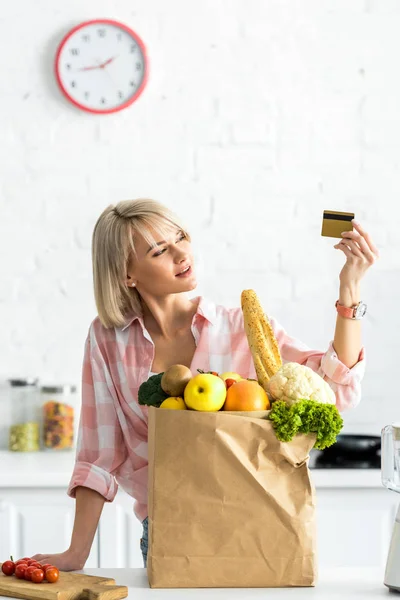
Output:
[352, 219, 359, 225]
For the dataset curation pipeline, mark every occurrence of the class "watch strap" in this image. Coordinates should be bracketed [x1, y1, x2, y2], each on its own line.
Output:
[335, 300, 357, 319]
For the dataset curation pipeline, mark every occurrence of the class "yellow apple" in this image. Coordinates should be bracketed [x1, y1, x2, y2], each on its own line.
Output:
[159, 397, 187, 410]
[219, 372, 242, 382]
[184, 374, 227, 411]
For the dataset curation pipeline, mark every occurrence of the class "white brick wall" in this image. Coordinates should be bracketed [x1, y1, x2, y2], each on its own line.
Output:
[0, 0, 398, 435]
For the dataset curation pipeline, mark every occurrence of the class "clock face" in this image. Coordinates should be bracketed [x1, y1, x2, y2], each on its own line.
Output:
[55, 19, 148, 114]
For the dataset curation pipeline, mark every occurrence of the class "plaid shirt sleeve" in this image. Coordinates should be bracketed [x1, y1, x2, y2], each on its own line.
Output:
[67, 330, 128, 502]
[269, 316, 366, 412]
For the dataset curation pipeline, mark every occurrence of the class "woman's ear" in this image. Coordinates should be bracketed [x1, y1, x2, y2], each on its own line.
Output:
[126, 275, 137, 288]
[126, 253, 138, 288]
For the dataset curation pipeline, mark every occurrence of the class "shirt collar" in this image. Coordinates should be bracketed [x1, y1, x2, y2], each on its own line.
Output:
[120, 295, 216, 332]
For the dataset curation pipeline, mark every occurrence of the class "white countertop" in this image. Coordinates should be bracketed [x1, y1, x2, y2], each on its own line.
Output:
[0, 450, 384, 489]
[0, 568, 391, 599]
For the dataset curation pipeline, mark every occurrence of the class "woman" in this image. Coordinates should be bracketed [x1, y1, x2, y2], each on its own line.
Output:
[32, 198, 379, 570]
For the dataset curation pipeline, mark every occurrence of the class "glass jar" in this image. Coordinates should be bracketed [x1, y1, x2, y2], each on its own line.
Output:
[41, 385, 77, 451]
[0, 379, 11, 450]
[8, 378, 40, 452]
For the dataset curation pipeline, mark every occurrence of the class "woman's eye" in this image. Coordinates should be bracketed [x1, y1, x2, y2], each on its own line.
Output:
[153, 235, 186, 257]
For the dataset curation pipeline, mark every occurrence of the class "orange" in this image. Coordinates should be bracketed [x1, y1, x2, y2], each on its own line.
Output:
[223, 379, 270, 411]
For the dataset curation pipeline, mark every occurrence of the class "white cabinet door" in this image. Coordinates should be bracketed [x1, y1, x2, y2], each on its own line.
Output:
[97, 487, 400, 570]
[316, 488, 399, 569]
[0, 489, 99, 568]
[99, 489, 143, 568]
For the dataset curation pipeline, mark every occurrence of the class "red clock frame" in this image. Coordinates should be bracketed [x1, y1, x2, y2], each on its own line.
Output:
[54, 18, 149, 115]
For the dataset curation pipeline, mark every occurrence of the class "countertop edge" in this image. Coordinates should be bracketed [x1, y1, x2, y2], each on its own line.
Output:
[0, 451, 384, 489]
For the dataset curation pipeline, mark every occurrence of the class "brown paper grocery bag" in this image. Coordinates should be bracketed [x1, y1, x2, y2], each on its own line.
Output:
[147, 406, 317, 589]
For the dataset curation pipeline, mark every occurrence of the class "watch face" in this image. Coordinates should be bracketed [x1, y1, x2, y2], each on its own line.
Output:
[355, 302, 367, 319]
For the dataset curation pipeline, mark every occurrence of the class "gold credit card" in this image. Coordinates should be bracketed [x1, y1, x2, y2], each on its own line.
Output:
[321, 210, 355, 238]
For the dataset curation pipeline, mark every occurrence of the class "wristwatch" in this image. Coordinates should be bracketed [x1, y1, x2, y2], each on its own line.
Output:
[335, 300, 367, 320]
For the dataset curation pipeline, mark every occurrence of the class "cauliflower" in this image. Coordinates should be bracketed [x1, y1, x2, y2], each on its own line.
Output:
[267, 362, 335, 406]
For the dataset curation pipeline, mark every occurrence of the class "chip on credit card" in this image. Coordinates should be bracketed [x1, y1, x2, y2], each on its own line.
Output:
[321, 210, 355, 239]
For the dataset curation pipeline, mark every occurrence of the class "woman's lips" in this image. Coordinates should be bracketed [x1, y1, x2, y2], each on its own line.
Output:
[176, 265, 192, 277]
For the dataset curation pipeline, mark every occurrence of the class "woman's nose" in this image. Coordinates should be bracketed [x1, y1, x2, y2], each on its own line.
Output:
[175, 250, 188, 262]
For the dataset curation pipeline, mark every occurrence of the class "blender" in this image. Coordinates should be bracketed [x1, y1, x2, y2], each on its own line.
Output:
[381, 422, 400, 592]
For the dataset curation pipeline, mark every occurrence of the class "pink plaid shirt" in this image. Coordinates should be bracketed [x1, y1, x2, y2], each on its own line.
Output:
[67, 295, 366, 522]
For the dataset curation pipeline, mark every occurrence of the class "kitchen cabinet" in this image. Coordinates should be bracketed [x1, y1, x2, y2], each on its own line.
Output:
[0, 452, 397, 570]
[0, 486, 396, 570]
[0, 487, 141, 568]
[99, 489, 144, 568]
[99, 486, 399, 569]
[0, 488, 99, 567]
[316, 487, 398, 569]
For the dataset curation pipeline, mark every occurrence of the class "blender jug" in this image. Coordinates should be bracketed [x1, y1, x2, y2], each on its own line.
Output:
[381, 422, 400, 592]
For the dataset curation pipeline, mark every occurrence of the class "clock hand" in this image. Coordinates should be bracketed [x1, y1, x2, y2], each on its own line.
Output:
[94, 57, 119, 89]
[99, 56, 118, 68]
[79, 64, 101, 71]
[79, 57, 117, 72]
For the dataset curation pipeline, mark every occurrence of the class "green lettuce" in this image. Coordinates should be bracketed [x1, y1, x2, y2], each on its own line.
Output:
[268, 399, 344, 450]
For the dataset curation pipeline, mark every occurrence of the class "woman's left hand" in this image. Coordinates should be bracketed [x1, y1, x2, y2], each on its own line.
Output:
[334, 220, 380, 288]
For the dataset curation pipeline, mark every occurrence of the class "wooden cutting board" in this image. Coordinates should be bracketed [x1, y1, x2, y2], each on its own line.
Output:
[0, 566, 128, 600]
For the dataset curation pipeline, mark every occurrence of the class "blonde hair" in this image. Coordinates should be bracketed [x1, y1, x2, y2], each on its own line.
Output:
[92, 199, 191, 329]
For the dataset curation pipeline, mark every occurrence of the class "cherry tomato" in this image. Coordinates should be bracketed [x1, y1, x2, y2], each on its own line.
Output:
[41, 563, 52, 571]
[25, 565, 38, 581]
[15, 564, 28, 579]
[225, 378, 237, 389]
[45, 567, 59, 583]
[15, 559, 28, 567]
[27, 559, 40, 566]
[31, 568, 45, 584]
[1, 561, 15, 576]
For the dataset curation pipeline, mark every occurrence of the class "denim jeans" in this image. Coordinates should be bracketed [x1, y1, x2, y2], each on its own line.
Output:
[140, 516, 149, 567]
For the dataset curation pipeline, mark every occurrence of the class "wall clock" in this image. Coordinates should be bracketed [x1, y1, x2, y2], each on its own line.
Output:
[55, 19, 148, 114]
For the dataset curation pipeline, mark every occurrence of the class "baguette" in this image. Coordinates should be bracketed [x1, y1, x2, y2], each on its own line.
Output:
[241, 289, 282, 391]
